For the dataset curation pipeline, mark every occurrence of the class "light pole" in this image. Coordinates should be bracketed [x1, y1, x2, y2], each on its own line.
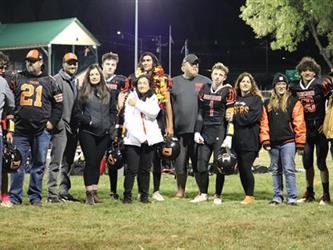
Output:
[134, 0, 138, 71]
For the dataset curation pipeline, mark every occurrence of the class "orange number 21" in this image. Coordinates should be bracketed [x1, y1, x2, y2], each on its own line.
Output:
[20, 84, 43, 107]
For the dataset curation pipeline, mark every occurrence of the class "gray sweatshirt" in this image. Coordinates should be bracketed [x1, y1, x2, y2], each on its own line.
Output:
[0, 76, 15, 135]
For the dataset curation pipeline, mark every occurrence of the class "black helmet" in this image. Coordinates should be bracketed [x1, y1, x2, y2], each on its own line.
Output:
[157, 137, 180, 161]
[216, 147, 237, 175]
[106, 144, 124, 170]
[3, 142, 21, 173]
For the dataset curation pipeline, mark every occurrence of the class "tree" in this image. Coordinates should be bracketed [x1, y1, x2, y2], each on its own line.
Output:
[240, 0, 333, 68]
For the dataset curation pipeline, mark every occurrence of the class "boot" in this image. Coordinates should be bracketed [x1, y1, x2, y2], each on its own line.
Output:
[85, 191, 95, 205]
[240, 195, 255, 205]
[175, 174, 187, 198]
[92, 190, 103, 203]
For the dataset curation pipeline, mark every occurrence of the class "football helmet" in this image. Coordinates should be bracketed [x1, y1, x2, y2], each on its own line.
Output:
[216, 147, 237, 175]
[106, 145, 124, 170]
[157, 137, 180, 161]
[3, 142, 21, 173]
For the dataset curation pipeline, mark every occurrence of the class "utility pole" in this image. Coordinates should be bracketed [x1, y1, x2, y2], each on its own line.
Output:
[134, 0, 138, 71]
[168, 25, 172, 76]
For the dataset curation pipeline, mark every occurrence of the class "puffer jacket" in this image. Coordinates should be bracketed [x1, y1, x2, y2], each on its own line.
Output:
[123, 90, 163, 146]
[79, 90, 117, 137]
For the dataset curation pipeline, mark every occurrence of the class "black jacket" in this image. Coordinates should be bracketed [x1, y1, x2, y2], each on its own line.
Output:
[78, 90, 117, 137]
[232, 94, 263, 152]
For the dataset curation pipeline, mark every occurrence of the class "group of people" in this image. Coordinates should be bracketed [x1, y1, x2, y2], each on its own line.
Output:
[0, 48, 332, 207]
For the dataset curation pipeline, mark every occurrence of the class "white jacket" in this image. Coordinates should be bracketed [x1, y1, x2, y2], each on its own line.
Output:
[124, 90, 164, 146]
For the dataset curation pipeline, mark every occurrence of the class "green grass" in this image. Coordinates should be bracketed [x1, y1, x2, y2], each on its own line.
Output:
[1, 150, 333, 250]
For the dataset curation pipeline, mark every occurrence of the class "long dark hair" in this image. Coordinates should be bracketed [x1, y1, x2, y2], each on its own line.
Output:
[234, 72, 263, 99]
[138, 52, 159, 73]
[80, 64, 110, 104]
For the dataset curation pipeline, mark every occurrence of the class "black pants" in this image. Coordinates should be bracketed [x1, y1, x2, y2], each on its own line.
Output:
[196, 142, 225, 195]
[79, 131, 110, 186]
[124, 144, 154, 200]
[235, 150, 257, 196]
[174, 133, 197, 175]
[59, 130, 78, 195]
[303, 130, 328, 171]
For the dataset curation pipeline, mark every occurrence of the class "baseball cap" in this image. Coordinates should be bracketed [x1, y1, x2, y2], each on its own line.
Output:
[182, 54, 199, 64]
[63, 52, 78, 63]
[25, 49, 43, 61]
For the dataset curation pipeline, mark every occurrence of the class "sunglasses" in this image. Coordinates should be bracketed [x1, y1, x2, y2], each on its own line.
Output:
[66, 60, 78, 66]
[0, 65, 7, 70]
[26, 59, 39, 64]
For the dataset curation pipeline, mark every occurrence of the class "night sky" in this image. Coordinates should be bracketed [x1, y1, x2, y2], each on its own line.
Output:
[0, 0, 323, 88]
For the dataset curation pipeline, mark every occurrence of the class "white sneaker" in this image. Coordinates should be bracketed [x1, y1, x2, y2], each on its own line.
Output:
[152, 191, 165, 201]
[213, 195, 222, 205]
[190, 193, 208, 203]
[1, 200, 13, 208]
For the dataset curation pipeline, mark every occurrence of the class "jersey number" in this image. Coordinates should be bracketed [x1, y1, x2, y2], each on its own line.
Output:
[20, 84, 43, 107]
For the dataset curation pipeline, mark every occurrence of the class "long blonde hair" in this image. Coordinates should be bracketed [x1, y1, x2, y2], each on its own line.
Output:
[268, 89, 290, 112]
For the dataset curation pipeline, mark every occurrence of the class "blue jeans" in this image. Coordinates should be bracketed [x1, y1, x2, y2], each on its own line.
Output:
[9, 130, 51, 204]
[269, 142, 297, 204]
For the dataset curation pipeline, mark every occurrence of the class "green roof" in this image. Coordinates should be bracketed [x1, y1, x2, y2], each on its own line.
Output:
[0, 18, 100, 50]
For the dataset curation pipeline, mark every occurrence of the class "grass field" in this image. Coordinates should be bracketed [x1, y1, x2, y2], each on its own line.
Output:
[0, 150, 333, 250]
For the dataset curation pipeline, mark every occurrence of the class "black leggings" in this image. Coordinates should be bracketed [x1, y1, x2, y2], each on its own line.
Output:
[79, 131, 110, 186]
[236, 151, 257, 196]
[124, 144, 154, 200]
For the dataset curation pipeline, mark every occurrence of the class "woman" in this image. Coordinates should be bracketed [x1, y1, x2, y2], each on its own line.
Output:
[78, 64, 117, 205]
[191, 62, 235, 204]
[127, 52, 173, 201]
[226, 72, 263, 204]
[260, 73, 306, 205]
[123, 74, 164, 204]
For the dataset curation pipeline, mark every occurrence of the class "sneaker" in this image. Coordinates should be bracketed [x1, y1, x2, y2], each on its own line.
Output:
[269, 200, 280, 206]
[47, 197, 61, 203]
[319, 193, 331, 205]
[241, 196, 255, 205]
[110, 192, 119, 200]
[190, 193, 208, 203]
[288, 202, 298, 206]
[123, 197, 132, 204]
[213, 195, 222, 205]
[152, 191, 165, 201]
[1, 200, 13, 208]
[59, 193, 80, 202]
[297, 191, 315, 203]
[140, 198, 151, 204]
[31, 201, 42, 207]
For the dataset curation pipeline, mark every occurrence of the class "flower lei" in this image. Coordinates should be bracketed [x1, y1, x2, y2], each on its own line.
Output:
[135, 65, 169, 109]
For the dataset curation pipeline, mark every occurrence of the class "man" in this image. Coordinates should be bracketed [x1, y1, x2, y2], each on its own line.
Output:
[101, 52, 126, 200]
[289, 56, 333, 205]
[47, 52, 79, 203]
[191, 62, 235, 203]
[170, 54, 211, 198]
[9, 49, 63, 206]
[0, 51, 15, 206]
